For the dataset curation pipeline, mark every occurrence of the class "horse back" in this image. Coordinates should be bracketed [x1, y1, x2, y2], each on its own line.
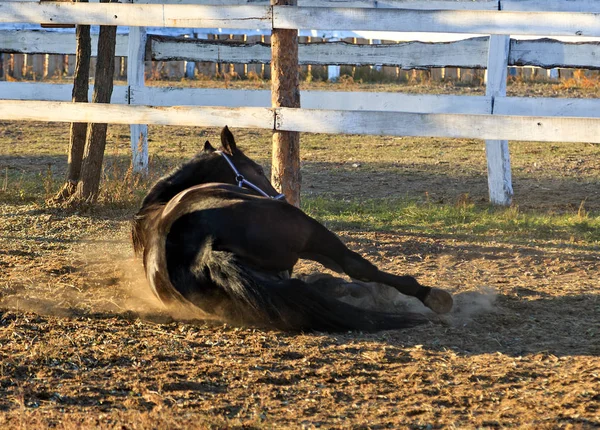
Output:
[164, 185, 313, 272]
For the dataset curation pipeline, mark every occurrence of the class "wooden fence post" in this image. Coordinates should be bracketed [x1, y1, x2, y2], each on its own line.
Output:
[485, 34, 513, 206]
[271, 0, 301, 207]
[127, 24, 148, 174]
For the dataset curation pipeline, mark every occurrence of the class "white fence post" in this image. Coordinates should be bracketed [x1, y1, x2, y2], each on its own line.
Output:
[327, 37, 341, 81]
[327, 65, 341, 81]
[184, 32, 196, 78]
[371, 39, 382, 72]
[127, 25, 149, 174]
[548, 68, 559, 79]
[485, 34, 513, 206]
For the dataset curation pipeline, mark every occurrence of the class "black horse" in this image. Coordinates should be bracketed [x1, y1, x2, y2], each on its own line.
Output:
[132, 127, 453, 332]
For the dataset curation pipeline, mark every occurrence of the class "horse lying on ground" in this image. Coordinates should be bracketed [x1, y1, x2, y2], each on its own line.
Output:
[132, 127, 453, 332]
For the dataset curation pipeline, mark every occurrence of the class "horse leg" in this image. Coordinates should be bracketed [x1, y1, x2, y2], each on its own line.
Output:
[301, 222, 453, 314]
[213, 202, 452, 314]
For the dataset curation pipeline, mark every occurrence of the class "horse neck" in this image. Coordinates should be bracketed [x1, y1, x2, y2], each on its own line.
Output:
[141, 155, 227, 208]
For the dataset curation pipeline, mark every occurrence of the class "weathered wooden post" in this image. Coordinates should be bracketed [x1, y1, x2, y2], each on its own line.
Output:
[271, 0, 301, 207]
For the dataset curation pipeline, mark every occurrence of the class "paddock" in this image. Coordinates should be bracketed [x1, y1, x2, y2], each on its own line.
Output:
[0, 0, 599, 427]
[1, 121, 598, 427]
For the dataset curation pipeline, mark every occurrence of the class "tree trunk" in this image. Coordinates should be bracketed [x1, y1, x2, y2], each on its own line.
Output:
[72, 1, 117, 203]
[50, 6, 91, 204]
[271, 0, 301, 207]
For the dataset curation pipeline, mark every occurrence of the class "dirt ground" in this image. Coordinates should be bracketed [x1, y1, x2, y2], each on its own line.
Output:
[0, 120, 599, 428]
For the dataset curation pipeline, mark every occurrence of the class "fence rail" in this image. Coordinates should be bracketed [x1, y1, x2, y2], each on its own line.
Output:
[2, 0, 600, 205]
[4, 32, 600, 71]
[2, 100, 599, 144]
[5, 83, 600, 119]
[3, 3, 600, 36]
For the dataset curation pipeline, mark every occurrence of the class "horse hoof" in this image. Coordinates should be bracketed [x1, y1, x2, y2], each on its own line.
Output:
[423, 288, 453, 314]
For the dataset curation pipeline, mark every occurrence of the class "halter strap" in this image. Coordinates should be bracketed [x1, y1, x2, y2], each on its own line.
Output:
[215, 151, 286, 200]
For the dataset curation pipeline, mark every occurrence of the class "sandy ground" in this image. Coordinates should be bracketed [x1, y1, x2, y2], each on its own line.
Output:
[0, 121, 599, 428]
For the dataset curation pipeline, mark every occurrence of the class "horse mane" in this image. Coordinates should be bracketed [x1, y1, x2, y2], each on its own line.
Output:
[132, 150, 216, 257]
[141, 151, 219, 208]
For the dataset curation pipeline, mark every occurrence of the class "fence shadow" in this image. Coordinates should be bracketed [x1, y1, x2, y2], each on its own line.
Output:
[267, 290, 600, 358]
[1, 154, 598, 213]
[2, 289, 596, 358]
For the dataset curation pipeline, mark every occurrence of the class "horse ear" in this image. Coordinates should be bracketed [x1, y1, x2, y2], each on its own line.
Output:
[204, 140, 216, 152]
[220, 125, 237, 155]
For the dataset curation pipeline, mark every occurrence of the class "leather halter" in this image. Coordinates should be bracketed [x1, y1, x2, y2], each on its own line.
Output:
[216, 151, 286, 200]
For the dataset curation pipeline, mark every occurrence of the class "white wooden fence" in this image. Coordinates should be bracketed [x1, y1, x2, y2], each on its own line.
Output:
[2, 0, 600, 205]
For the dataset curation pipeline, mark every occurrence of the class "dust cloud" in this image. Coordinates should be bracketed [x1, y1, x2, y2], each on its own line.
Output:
[1, 230, 168, 320]
[331, 280, 498, 325]
[450, 286, 498, 320]
[79, 237, 212, 322]
[2, 225, 498, 328]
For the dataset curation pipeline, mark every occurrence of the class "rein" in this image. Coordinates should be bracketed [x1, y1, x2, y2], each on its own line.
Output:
[216, 151, 285, 200]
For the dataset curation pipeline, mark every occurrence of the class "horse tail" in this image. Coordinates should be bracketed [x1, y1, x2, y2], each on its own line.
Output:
[135, 205, 196, 308]
[131, 213, 146, 257]
[194, 243, 428, 332]
[131, 204, 164, 257]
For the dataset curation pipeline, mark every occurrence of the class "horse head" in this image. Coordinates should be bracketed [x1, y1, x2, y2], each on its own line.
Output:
[139, 126, 284, 210]
[204, 126, 285, 200]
